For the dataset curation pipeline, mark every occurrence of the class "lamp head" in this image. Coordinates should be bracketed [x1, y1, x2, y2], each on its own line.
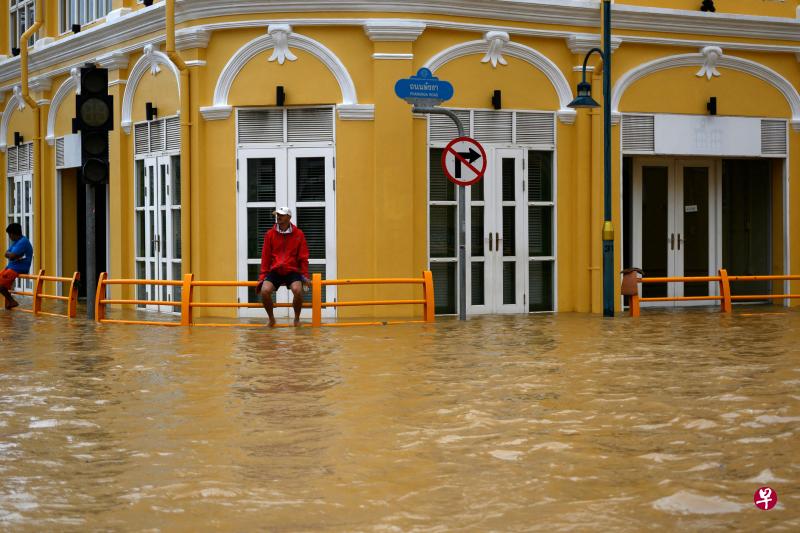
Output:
[568, 81, 601, 109]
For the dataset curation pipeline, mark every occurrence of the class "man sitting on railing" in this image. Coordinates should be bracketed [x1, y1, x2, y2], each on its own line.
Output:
[1, 223, 34, 310]
[256, 207, 310, 327]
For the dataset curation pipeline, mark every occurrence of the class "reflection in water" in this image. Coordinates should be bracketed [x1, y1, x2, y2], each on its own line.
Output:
[1, 309, 798, 529]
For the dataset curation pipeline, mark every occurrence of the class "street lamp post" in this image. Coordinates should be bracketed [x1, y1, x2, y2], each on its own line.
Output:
[568, 0, 614, 317]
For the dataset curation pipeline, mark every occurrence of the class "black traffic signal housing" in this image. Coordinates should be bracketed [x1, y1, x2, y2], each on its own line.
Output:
[75, 65, 114, 185]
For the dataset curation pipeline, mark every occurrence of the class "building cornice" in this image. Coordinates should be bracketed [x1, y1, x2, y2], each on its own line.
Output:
[0, 1, 797, 88]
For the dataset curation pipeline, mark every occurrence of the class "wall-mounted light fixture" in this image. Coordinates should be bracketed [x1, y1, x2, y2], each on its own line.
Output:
[492, 90, 502, 110]
[14, 132, 23, 146]
[276, 86, 286, 107]
[707, 96, 717, 116]
[700, 0, 716, 12]
[11, 47, 20, 57]
[146, 102, 158, 121]
[72, 24, 81, 33]
[143, 0, 154, 6]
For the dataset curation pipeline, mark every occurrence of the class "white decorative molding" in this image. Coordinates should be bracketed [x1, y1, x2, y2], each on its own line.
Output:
[0, 89, 25, 152]
[33, 37, 55, 52]
[121, 45, 181, 133]
[36, 99, 49, 106]
[200, 105, 232, 120]
[364, 19, 426, 41]
[46, 74, 78, 145]
[482, 31, 509, 68]
[106, 8, 132, 23]
[96, 50, 130, 71]
[612, 52, 800, 131]
[372, 53, 413, 60]
[566, 35, 623, 55]
[424, 39, 577, 125]
[29, 76, 52, 92]
[176, 27, 212, 51]
[204, 28, 361, 121]
[70, 67, 81, 96]
[185, 60, 207, 68]
[267, 24, 298, 65]
[696, 46, 722, 80]
[572, 65, 595, 73]
[337, 103, 374, 120]
[108, 79, 127, 88]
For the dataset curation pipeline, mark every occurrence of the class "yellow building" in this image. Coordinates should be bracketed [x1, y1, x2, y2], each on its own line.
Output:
[1, 0, 798, 319]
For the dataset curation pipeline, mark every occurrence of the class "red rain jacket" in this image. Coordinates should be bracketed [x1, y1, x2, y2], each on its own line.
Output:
[258, 224, 310, 281]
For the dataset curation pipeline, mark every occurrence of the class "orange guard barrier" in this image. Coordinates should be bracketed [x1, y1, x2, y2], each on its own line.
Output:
[95, 271, 436, 328]
[630, 269, 800, 317]
[10, 269, 80, 318]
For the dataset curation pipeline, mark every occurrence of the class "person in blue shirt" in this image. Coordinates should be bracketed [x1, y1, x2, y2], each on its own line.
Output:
[1, 223, 33, 310]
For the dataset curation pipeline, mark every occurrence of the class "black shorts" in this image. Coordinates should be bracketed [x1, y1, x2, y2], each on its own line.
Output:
[264, 271, 304, 290]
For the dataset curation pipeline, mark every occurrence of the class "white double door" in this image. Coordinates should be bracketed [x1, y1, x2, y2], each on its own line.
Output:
[467, 148, 529, 314]
[632, 159, 719, 304]
[6, 174, 34, 292]
[134, 155, 182, 312]
[236, 147, 336, 318]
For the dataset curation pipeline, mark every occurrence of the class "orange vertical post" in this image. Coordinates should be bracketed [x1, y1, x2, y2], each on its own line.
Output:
[180, 273, 194, 326]
[719, 269, 732, 313]
[423, 270, 435, 322]
[67, 271, 80, 318]
[31, 269, 44, 315]
[630, 293, 640, 317]
[95, 272, 107, 322]
[312, 273, 322, 327]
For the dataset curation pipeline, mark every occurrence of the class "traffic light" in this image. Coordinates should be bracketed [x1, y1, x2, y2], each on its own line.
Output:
[75, 65, 113, 185]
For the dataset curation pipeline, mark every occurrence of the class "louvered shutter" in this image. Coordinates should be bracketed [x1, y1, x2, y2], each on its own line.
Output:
[55, 137, 65, 168]
[7, 146, 17, 174]
[149, 119, 165, 152]
[516, 112, 555, 146]
[166, 116, 180, 151]
[761, 119, 786, 156]
[429, 110, 471, 144]
[287, 108, 334, 143]
[134, 123, 149, 155]
[473, 110, 513, 144]
[622, 114, 655, 153]
[238, 109, 284, 144]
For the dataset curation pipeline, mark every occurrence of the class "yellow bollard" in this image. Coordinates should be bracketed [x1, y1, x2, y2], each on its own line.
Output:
[95, 273, 108, 322]
[423, 270, 435, 323]
[312, 273, 322, 327]
[180, 273, 194, 326]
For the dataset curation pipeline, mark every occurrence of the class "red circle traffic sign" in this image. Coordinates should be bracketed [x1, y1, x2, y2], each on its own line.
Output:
[441, 136, 487, 187]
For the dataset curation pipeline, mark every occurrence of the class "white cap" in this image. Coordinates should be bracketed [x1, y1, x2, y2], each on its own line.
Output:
[272, 206, 292, 216]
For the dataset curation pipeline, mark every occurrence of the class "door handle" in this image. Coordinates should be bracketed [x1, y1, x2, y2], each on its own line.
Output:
[496, 233, 501, 252]
[670, 233, 675, 250]
[678, 233, 682, 251]
[489, 234, 492, 252]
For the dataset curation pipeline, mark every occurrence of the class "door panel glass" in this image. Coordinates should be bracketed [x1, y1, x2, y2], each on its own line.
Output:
[247, 207, 273, 258]
[471, 262, 485, 306]
[641, 166, 669, 298]
[172, 209, 181, 259]
[430, 205, 456, 258]
[296, 157, 326, 202]
[682, 167, 709, 297]
[296, 207, 326, 259]
[502, 206, 515, 256]
[247, 159, 276, 202]
[135, 160, 145, 207]
[471, 178, 484, 202]
[503, 262, 516, 304]
[171, 155, 181, 203]
[528, 151, 553, 202]
[529, 261, 554, 312]
[431, 262, 456, 314]
[528, 206, 552, 257]
[430, 149, 455, 202]
[502, 159, 516, 201]
[471, 206, 484, 257]
[136, 211, 145, 257]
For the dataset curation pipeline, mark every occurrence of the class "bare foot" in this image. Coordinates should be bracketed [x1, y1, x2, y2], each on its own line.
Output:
[293, 317, 301, 327]
[268, 316, 276, 327]
[5, 300, 19, 310]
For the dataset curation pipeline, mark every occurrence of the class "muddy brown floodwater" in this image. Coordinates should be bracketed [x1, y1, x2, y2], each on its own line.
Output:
[1, 307, 799, 531]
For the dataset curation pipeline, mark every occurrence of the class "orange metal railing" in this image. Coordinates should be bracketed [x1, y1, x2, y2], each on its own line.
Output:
[11, 269, 80, 318]
[95, 271, 436, 328]
[629, 269, 800, 317]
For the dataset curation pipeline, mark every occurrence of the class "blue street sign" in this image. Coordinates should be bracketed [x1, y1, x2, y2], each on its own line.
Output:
[394, 68, 454, 107]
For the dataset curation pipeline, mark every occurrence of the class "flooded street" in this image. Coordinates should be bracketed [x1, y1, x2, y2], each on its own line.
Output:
[1, 309, 798, 531]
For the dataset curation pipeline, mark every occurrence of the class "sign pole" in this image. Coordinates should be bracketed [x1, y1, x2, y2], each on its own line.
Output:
[414, 106, 467, 321]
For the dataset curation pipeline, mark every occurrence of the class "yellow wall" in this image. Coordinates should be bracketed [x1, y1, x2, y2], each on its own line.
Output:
[616, 0, 797, 18]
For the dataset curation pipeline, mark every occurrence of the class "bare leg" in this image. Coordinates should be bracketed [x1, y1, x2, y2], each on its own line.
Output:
[0, 288, 18, 310]
[289, 281, 304, 326]
[259, 281, 277, 327]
